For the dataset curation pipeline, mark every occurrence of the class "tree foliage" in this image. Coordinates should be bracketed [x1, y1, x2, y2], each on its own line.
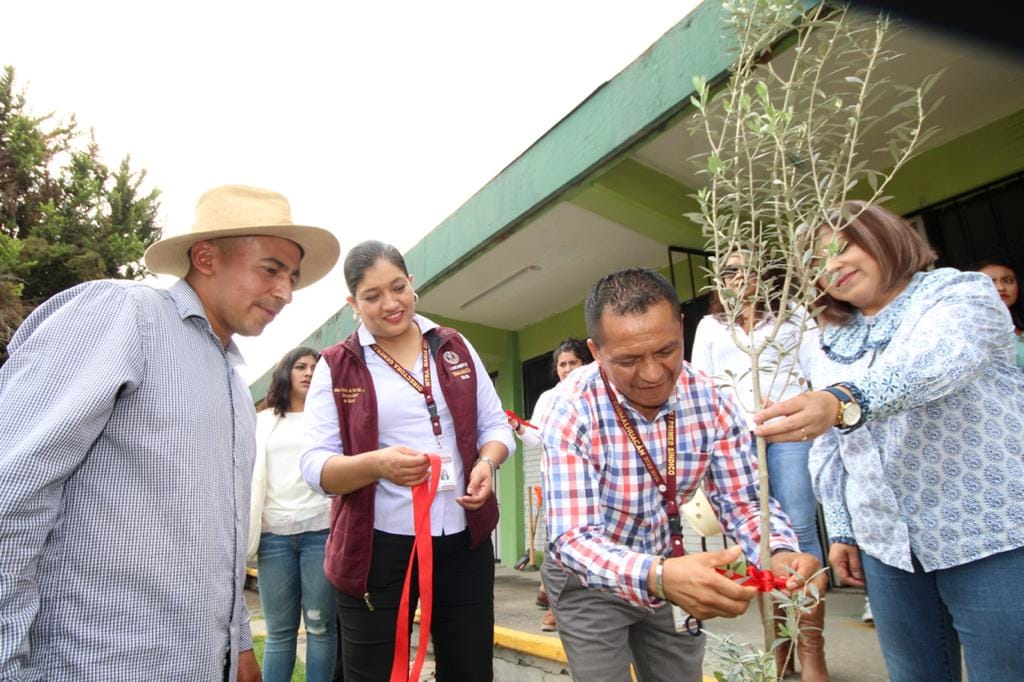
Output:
[0, 65, 162, 363]
[687, 0, 939, 666]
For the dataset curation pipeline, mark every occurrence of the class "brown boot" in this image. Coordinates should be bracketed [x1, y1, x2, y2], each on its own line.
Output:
[774, 602, 797, 679]
[535, 585, 549, 609]
[795, 578, 829, 682]
[540, 608, 557, 632]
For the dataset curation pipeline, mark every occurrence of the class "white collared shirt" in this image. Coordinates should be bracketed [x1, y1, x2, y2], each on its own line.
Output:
[301, 314, 514, 536]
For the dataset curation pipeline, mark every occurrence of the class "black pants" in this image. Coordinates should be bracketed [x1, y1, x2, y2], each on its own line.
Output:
[335, 529, 495, 682]
[332, 613, 345, 681]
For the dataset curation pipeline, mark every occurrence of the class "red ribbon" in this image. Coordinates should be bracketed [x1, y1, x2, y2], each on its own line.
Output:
[390, 453, 441, 682]
[505, 409, 538, 429]
[715, 565, 789, 592]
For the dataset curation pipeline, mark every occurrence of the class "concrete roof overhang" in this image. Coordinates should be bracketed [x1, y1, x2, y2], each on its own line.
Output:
[412, 2, 1024, 335]
[250, 0, 1024, 399]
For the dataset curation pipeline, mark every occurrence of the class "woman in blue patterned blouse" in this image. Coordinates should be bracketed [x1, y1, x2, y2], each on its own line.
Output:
[752, 202, 1024, 682]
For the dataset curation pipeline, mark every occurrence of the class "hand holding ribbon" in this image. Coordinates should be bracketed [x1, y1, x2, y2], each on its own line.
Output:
[505, 409, 538, 429]
[390, 453, 442, 682]
[715, 549, 821, 593]
[715, 565, 788, 593]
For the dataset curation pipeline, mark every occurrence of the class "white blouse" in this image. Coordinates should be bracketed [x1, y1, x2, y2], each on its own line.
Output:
[690, 312, 819, 430]
[516, 387, 555, 448]
[262, 412, 332, 535]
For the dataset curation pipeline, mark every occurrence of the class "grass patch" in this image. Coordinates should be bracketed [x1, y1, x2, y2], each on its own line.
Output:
[251, 635, 307, 682]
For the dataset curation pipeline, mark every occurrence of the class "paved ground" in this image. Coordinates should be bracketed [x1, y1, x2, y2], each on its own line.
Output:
[248, 564, 891, 680]
[491, 565, 888, 681]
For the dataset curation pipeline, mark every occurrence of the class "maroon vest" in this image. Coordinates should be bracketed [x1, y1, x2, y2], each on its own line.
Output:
[320, 326, 499, 599]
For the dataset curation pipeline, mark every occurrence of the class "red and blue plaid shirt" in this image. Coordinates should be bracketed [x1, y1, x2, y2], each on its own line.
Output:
[540, 362, 798, 609]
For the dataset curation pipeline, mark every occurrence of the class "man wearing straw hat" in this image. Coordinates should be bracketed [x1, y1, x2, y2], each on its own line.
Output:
[0, 185, 339, 681]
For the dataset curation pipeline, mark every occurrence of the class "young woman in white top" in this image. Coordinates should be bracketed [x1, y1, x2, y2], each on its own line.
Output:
[690, 257, 827, 681]
[249, 347, 336, 682]
[511, 338, 593, 448]
[509, 338, 592, 631]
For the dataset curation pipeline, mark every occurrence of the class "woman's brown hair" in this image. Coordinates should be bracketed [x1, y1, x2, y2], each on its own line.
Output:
[816, 201, 937, 327]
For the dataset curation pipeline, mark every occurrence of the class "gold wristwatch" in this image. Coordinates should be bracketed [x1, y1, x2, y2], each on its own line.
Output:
[822, 385, 862, 428]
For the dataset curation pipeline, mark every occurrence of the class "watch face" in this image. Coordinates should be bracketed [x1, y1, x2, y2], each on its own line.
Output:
[843, 402, 863, 426]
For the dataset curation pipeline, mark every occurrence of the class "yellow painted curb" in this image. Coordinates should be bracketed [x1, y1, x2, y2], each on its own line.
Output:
[258, 589, 715, 682]
[493, 625, 567, 663]
[491, 625, 715, 682]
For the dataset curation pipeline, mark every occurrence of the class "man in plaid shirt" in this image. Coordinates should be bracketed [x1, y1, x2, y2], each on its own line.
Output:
[539, 268, 819, 681]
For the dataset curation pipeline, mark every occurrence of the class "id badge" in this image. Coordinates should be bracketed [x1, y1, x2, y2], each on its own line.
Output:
[436, 454, 457, 492]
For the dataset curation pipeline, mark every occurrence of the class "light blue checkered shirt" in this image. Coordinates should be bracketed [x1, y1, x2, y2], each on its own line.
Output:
[0, 279, 255, 681]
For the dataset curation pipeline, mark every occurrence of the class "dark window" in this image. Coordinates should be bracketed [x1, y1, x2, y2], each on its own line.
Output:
[521, 353, 555, 420]
[916, 172, 1024, 270]
[668, 246, 713, 361]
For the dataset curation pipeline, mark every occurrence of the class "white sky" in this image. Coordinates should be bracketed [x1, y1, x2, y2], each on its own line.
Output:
[4, 0, 700, 382]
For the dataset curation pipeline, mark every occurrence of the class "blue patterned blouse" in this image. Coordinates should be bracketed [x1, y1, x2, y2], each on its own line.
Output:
[809, 268, 1024, 572]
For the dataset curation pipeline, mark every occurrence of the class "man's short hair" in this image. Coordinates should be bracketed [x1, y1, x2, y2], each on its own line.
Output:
[585, 268, 682, 344]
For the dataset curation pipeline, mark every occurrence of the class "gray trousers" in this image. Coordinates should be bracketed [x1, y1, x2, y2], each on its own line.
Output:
[542, 560, 705, 682]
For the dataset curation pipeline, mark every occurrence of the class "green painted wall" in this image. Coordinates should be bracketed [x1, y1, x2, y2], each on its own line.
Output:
[517, 259, 706, 365]
[519, 303, 589, 362]
[494, 332, 525, 567]
[401, 310, 526, 566]
[570, 158, 705, 250]
[886, 108, 1024, 214]
[418, 312, 512, 371]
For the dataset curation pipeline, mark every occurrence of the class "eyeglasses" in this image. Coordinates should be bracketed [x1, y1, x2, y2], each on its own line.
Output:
[718, 267, 742, 279]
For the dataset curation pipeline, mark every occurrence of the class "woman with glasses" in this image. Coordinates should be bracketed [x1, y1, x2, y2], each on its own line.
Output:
[691, 255, 827, 681]
[755, 202, 1024, 681]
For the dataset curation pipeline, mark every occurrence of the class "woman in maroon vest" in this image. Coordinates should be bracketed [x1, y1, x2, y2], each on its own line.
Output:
[300, 240, 514, 681]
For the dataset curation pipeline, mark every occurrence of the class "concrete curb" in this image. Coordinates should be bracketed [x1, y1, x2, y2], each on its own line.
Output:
[494, 625, 567, 663]
[492, 625, 715, 682]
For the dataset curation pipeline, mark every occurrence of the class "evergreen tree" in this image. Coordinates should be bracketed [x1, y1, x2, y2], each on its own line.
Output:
[0, 65, 161, 364]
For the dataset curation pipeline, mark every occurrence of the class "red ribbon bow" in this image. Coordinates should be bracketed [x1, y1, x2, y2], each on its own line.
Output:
[505, 409, 538, 429]
[716, 565, 789, 592]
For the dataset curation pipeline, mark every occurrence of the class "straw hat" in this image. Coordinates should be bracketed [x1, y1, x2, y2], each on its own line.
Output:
[144, 185, 340, 290]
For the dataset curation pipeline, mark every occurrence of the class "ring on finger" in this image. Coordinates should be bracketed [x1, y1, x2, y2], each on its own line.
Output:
[800, 427, 808, 441]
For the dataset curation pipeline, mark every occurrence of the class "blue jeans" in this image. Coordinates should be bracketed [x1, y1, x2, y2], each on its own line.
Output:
[258, 530, 338, 682]
[766, 440, 823, 562]
[861, 546, 1024, 681]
